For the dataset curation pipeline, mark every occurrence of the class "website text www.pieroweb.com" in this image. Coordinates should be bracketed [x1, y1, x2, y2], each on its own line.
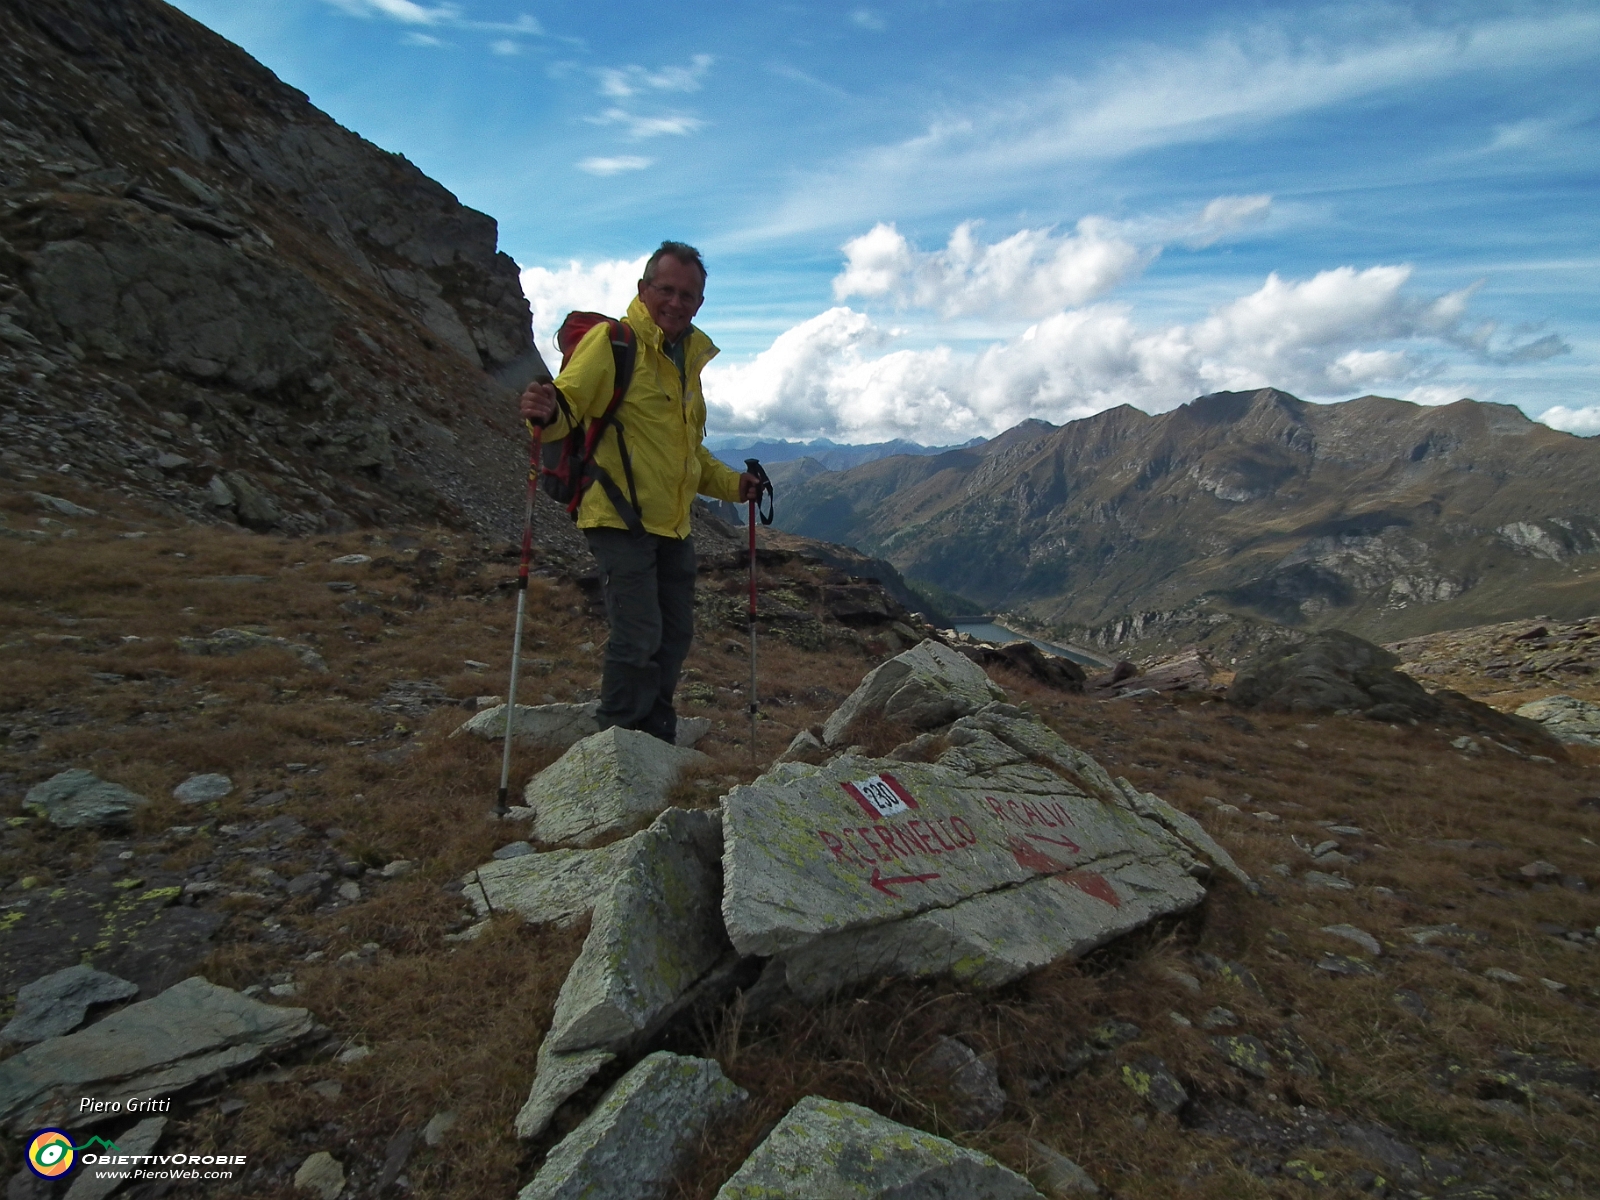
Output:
[25, 1096, 247, 1187]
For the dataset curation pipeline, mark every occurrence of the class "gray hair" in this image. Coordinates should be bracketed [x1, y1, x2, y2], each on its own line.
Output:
[642, 241, 707, 289]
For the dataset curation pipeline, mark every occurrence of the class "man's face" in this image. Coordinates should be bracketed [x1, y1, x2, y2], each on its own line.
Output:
[637, 255, 705, 342]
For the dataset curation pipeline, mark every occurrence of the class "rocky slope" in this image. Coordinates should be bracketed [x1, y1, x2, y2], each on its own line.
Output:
[772, 389, 1600, 646]
[0, 0, 565, 542]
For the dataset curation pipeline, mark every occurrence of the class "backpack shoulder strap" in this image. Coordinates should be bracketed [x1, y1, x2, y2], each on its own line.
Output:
[577, 319, 646, 535]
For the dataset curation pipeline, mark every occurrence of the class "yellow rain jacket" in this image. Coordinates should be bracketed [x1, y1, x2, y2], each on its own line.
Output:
[540, 295, 743, 539]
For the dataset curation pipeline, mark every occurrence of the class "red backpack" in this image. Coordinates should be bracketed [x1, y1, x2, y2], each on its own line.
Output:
[539, 312, 644, 535]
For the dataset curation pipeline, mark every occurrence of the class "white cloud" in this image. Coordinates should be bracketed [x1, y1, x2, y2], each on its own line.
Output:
[519, 256, 648, 354]
[833, 220, 1147, 318]
[705, 262, 1550, 444]
[1537, 404, 1600, 436]
[576, 155, 653, 176]
[739, 9, 1600, 240]
[490, 38, 519, 55]
[598, 55, 713, 99]
[851, 9, 886, 31]
[588, 108, 704, 138]
[1186, 194, 1273, 247]
[401, 31, 445, 46]
[323, 0, 458, 24]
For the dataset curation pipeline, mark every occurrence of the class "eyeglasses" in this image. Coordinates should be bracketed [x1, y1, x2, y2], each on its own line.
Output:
[644, 281, 703, 304]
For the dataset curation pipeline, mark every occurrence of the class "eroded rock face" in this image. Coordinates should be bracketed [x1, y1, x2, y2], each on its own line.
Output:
[524, 728, 710, 847]
[1228, 630, 1440, 721]
[822, 639, 1006, 746]
[722, 704, 1232, 1000]
[713, 1095, 1043, 1199]
[0, 977, 312, 1133]
[519, 1052, 746, 1200]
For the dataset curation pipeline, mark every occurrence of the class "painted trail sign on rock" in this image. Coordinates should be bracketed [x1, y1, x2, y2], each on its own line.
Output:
[723, 703, 1245, 999]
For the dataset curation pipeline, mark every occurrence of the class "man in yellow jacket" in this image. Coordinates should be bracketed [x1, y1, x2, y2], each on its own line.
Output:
[519, 242, 760, 744]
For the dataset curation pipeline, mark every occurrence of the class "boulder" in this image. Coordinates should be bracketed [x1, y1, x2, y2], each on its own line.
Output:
[64, 1116, 165, 1200]
[1514, 694, 1600, 747]
[172, 773, 233, 805]
[518, 1052, 746, 1200]
[713, 1095, 1043, 1199]
[22, 770, 150, 829]
[516, 809, 731, 1140]
[463, 833, 646, 927]
[778, 728, 829, 765]
[957, 640, 1086, 693]
[822, 639, 1007, 746]
[1088, 647, 1218, 699]
[0, 977, 312, 1133]
[912, 1036, 1006, 1129]
[1, 965, 139, 1045]
[1026, 1140, 1100, 1197]
[721, 704, 1227, 1001]
[293, 1152, 345, 1200]
[524, 728, 710, 847]
[1228, 630, 1440, 720]
[455, 702, 709, 751]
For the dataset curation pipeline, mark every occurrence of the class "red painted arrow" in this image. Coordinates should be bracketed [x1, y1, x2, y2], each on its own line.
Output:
[1027, 832, 1082, 853]
[869, 867, 941, 897]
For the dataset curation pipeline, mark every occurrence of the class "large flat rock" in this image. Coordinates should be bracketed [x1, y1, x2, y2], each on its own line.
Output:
[713, 1095, 1043, 1198]
[519, 1052, 745, 1200]
[723, 704, 1233, 997]
[463, 834, 646, 927]
[516, 809, 731, 1140]
[823, 639, 1006, 746]
[1515, 694, 1600, 746]
[0, 977, 312, 1133]
[525, 728, 710, 847]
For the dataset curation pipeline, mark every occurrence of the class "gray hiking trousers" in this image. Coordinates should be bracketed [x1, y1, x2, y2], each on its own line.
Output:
[585, 528, 697, 743]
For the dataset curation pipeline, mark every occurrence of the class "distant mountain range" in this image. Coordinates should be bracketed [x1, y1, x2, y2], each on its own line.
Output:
[707, 436, 984, 474]
[767, 389, 1600, 646]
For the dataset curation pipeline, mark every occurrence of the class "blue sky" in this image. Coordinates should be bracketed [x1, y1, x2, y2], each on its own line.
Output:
[170, 0, 1599, 444]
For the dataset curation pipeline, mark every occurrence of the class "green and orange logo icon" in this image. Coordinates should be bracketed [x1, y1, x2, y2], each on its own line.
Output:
[27, 1129, 75, 1178]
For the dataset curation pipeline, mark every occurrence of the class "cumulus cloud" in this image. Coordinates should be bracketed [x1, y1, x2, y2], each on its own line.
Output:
[588, 109, 704, 138]
[704, 263, 1557, 444]
[519, 256, 648, 354]
[576, 155, 653, 176]
[598, 55, 713, 98]
[1537, 405, 1600, 436]
[323, 0, 458, 24]
[832, 220, 1147, 318]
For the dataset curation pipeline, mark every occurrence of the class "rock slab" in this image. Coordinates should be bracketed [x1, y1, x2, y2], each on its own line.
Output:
[23, 770, 150, 829]
[1514, 694, 1600, 747]
[1, 965, 139, 1045]
[713, 1095, 1043, 1198]
[172, 773, 233, 804]
[64, 1117, 165, 1200]
[722, 704, 1217, 999]
[519, 1052, 746, 1200]
[524, 727, 709, 846]
[464, 833, 646, 927]
[0, 977, 312, 1133]
[822, 639, 1007, 746]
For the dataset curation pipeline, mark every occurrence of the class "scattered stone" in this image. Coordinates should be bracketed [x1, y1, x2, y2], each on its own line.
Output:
[1165, 969, 1202, 994]
[1025, 1140, 1100, 1196]
[1483, 968, 1524, 984]
[1194, 954, 1265, 994]
[912, 1036, 1007, 1129]
[1211, 1034, 1274, 1079]
[1514, 695, 1600, 747]
[1119, 1056, 1188, 1114]
[713, 1095, 1043, 1199]
[178, 628, 328, 672]
[454, 701, 599, 749]
[293, 1151, 345, 1200]
[0, 977, 312, 1132]
[172, 773, 233, 804]
[31, 493, 96, 517]
[376, 1127, 417, 1194]
[308, 1079, 341, 1100]
[380, 860, 413, 878]
[1392, 989, 1431, 1020]
[1199, 1007, 1239, 1030]
[1517, 860, 1560, 879]
[1317, 955, 1378, 977]
[23, 770, 151, 829]
[1269, 1028, 1323, 1077]
[329, 554, 371, 565]
[1310, 840, 1339, 857]
[821, 638, 1007, 746]
[422, 1110, 457, 1147]
[337, 881, 360, 902]
[777, 728, 829, 765]
[1324, 824, 1364, 836]
[957, 640, 1087, 693]
[1304, 871, 1354, 892]
[1, 966, 139, 1045]
[1320, 924, 1381, 956]
[335, 1045, 371, 1065]
[518, 1052, 746, 1200]
[523, 728, 709, 847]
[724, 703, 1233, 1000]
[1406, 924, 1487, 946]
[64, 1116, 164, 1200]
[1495, 1049, 1598, 1092]
[1085, 1020, 1142, 1049]
[465, 834, 646, 927]
[492, 841, 535, 860]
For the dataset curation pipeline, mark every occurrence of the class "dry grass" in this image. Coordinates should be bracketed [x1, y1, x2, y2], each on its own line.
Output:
[2, 482, 1598, 1199]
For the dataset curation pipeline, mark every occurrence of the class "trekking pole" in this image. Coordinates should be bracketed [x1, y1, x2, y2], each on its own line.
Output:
[743, 459, 774, 762]
[497, 417, 546, 817]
